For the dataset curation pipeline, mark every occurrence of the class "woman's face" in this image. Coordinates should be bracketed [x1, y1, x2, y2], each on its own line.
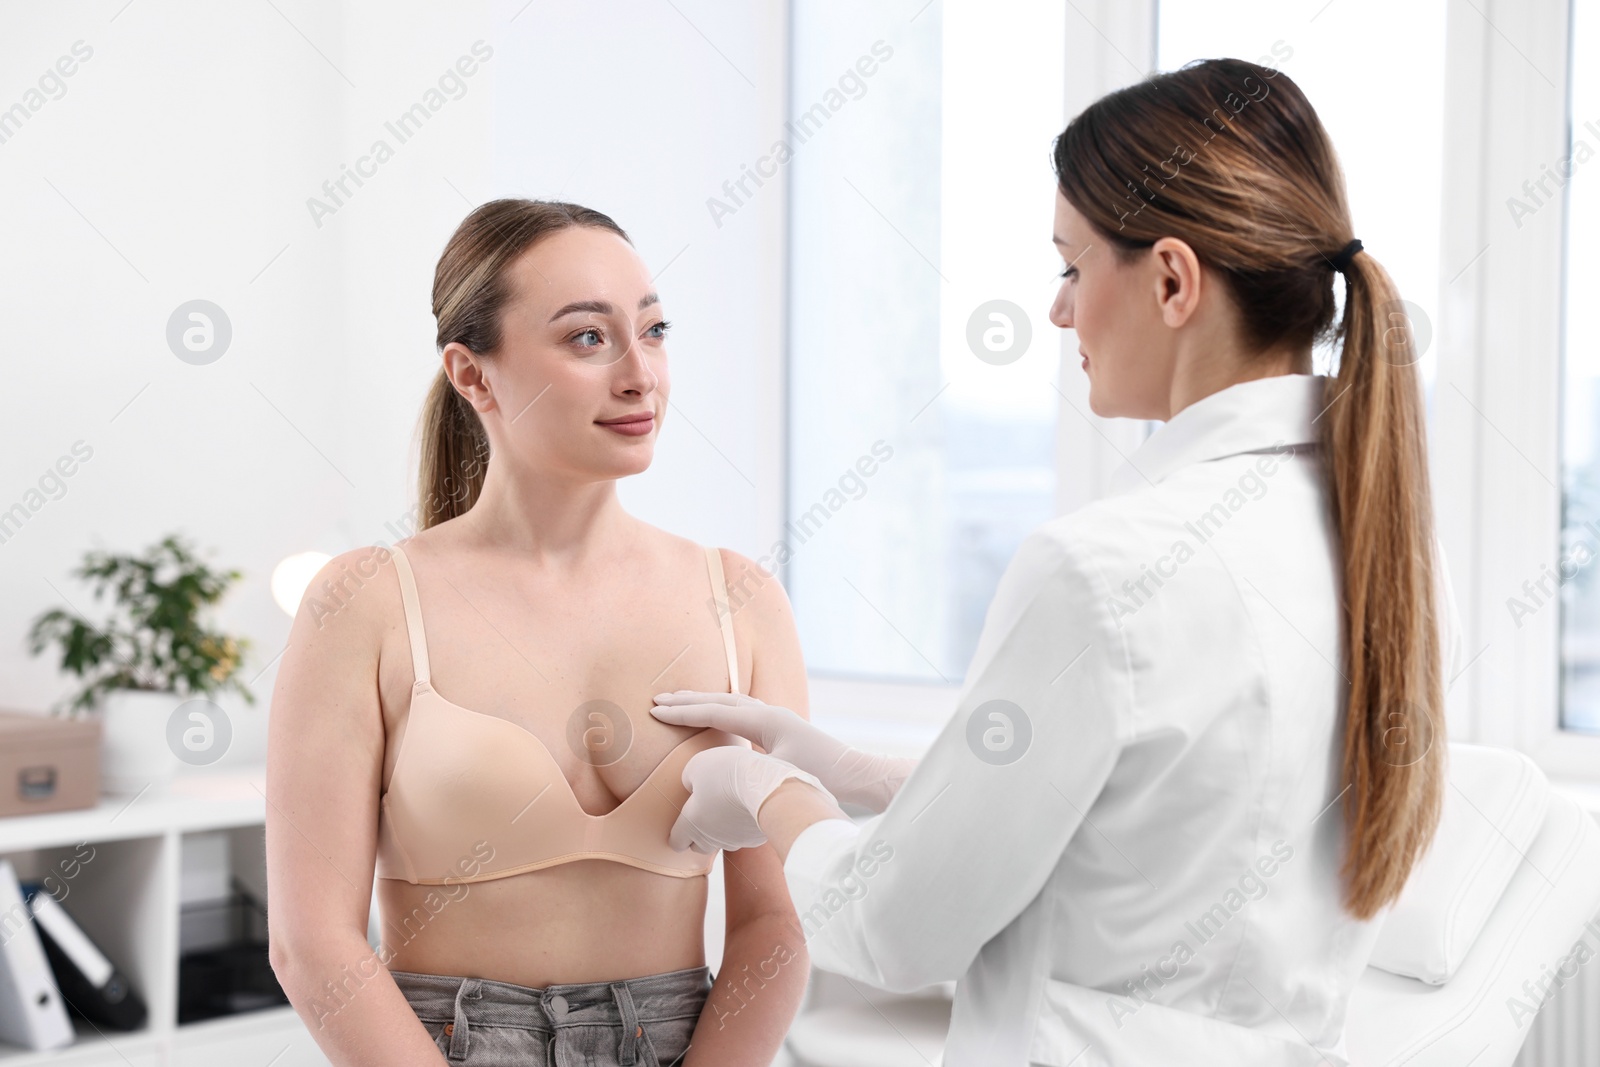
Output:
[1048, 189, 1178, 420]
[456, 226, 671, 482]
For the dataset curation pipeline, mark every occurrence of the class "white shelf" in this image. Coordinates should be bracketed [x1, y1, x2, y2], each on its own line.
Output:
[0, 767, 330, 1067]
[0, 1018, 160, 1067]
[0, 767, 269, 853]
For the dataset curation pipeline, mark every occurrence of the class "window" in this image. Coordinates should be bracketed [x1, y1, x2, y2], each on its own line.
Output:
[786, 1, 1065, 683]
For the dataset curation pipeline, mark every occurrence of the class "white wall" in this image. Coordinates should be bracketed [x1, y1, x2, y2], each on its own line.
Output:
[0, 0, 789, 763]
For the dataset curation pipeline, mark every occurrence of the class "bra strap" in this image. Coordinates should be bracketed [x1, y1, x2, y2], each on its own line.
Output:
[387, 543, 432, 687]
[703, 546, 740, 695]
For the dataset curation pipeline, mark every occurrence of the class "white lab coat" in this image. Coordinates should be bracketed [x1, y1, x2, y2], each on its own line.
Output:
[782, 373, 1463, 1066]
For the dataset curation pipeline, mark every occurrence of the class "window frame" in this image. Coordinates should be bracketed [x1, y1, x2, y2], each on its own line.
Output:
[1438, 0, 1597, 777]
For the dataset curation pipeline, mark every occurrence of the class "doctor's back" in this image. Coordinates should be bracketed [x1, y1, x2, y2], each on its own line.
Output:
[944, 382, 1457, 1065]
[1007, 370, 1457, 1062]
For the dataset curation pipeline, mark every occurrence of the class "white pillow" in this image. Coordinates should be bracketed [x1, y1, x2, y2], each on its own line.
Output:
[1367, 743, 1550, 985]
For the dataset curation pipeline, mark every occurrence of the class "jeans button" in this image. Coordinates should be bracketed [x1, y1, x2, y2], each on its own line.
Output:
[549, 994, 568, 1017]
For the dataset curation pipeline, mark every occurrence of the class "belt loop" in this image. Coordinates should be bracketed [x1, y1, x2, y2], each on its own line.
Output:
[610, 981, 641, 1065]
[446, 977, 481, 1061]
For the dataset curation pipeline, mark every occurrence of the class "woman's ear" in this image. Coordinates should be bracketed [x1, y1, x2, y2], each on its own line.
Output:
[1149, 236, 1204, 330]
[442, 342, 494, 414]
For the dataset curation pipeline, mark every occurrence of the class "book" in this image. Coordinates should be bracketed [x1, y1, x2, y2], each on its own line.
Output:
[21, 882, 146, 1031]
[0, 859, 72, 1050]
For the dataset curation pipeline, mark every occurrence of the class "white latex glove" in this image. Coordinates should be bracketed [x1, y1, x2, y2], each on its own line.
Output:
[668, 745, 833, 854]
[652, 690, 919, 815]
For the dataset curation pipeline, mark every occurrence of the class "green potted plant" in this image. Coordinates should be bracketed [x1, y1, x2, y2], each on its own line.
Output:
[27, 534, 254, 793]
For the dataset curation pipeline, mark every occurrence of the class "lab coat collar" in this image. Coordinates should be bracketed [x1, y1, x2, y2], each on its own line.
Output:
[1108, 372, 1330, 495]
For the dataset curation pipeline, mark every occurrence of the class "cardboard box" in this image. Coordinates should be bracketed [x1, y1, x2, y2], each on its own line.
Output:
[0, 711, 101, 818]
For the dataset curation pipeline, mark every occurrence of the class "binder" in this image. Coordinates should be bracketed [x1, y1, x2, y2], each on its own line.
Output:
[0, 859, 72, 1050]
[21, 882, 146, 1031]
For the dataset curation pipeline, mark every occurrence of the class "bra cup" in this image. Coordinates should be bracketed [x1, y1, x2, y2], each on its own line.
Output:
[376, 688, 750, 883]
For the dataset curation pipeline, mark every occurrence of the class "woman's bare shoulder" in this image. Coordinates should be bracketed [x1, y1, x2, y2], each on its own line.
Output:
[681, 541, 805, 713]
[279, 547, 408, 703]
[630, 522, 782, 608]
[711, 545, 783, 617]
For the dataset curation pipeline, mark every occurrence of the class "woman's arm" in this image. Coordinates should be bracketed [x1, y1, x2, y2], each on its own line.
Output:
[265, 546, 447, 1066]
[682, 550, 814, 1066]
[757, 777, 848, 863]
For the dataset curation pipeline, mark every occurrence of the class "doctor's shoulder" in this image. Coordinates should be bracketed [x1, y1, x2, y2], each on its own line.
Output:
[1002, 487, 1229, 647]
[1032, 484, 1194, 581]
[991, 503, 1157, 623]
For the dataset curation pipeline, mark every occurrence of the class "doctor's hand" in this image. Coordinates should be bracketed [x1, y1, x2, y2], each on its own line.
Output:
[652, 691, 920, 815]
[668, 745, 835, 854]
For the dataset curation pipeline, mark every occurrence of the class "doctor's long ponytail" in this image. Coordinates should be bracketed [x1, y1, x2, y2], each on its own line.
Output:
[416, 198, 633, 530]
[1052, 58, 1445, 921]
[1317, 245, 1445, 919]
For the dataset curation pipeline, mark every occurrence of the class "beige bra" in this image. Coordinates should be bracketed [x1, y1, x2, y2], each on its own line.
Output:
[374, 542, 749, 885]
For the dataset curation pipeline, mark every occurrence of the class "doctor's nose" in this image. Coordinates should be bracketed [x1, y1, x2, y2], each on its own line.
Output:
[1049, 284, 1074, 330]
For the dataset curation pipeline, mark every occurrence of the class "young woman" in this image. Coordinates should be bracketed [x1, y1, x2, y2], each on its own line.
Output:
[265, 200, 822, 1066]
[650, 57, 1460, 1064]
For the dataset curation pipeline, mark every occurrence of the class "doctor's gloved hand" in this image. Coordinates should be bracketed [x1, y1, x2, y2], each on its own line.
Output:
[651, 691, 919, 815]
[668, 746, 834, 854]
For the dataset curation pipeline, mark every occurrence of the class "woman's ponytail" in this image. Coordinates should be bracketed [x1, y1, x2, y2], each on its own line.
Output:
[1322, 251, 1446, 918]
[415, 368, 490, 530]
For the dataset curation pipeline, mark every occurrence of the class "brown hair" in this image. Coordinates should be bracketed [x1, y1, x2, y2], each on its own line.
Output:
[417, 198, 632, 530]
[1053, 59, 1444, 920]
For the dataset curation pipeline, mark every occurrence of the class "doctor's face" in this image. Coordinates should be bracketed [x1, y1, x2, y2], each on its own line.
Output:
[453, 226, 671, 482]
[1049, 190, 1175, 420]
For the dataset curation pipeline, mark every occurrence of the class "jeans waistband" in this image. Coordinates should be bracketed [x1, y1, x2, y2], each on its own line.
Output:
[391, 964, 713, 1030]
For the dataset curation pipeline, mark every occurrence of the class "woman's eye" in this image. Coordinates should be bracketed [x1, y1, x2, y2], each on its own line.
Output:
[647, 320, 673, 340]
[572, 327, 603, 349]
[1058, 266, 1078, 281]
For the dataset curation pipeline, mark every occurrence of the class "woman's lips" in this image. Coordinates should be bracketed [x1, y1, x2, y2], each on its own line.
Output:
[598, 414, 654, 436]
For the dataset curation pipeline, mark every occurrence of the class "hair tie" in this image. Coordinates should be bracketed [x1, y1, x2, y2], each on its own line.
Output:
[1328, 238, 1363, 273]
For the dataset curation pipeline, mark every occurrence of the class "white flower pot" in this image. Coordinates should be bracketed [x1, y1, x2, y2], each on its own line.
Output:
[94, 688, 182, 796]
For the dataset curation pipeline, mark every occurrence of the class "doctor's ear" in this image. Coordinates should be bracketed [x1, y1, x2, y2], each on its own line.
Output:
[442, 341, 496, 413]
[1149, 236, 1204, 329]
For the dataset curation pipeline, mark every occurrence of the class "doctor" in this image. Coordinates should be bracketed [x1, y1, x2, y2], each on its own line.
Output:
[651, 58, 1462, 1065]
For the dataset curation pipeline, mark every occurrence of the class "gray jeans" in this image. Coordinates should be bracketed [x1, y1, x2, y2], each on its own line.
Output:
[392, 965, 713, 1066]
